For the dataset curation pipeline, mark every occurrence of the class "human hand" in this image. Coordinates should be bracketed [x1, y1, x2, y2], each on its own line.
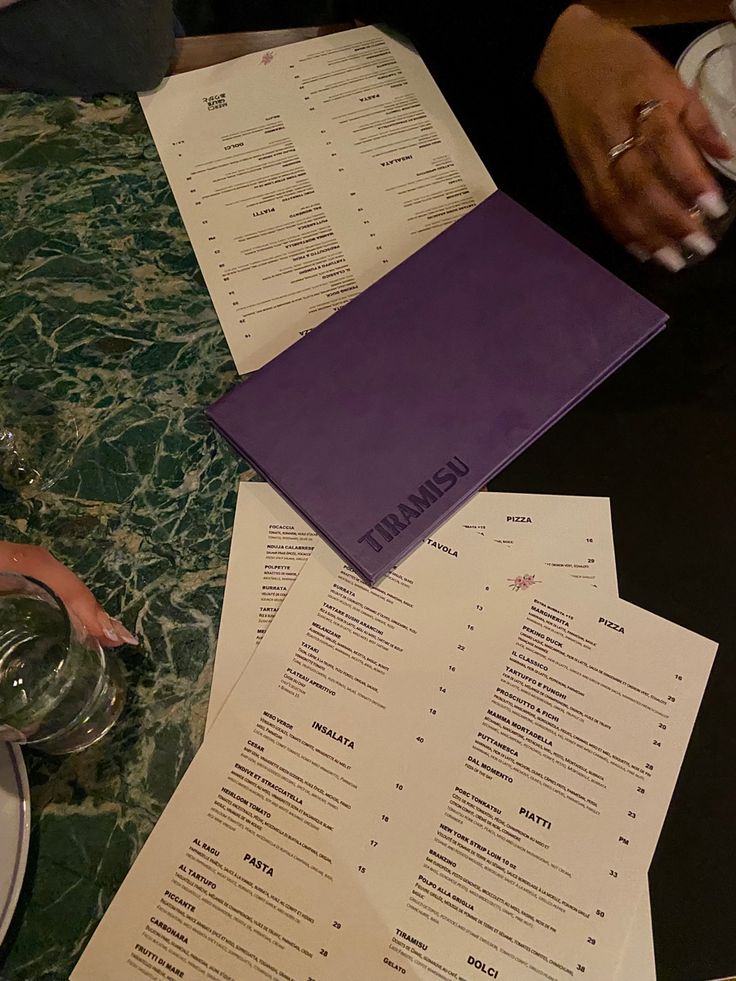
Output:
[0, 542, 137, 647]
[535, 5, 733, 271]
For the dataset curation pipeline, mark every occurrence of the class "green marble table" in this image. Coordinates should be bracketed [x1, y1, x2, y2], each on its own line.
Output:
[0, 91, 250, 981]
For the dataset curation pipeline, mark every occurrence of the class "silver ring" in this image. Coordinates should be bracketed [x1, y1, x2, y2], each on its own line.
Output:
[635, 99, 669, 125]
[607, 135, 643, 167]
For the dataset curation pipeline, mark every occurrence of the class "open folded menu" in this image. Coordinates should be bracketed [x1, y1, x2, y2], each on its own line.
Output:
[71, 486, 715, 981]
[139, 25, 496, 372]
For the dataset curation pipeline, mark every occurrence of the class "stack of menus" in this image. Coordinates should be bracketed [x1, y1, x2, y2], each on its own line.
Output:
[72, 485, 717, 981]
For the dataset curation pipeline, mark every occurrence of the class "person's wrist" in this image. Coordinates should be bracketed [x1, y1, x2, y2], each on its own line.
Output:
[534, 4, 601, 99]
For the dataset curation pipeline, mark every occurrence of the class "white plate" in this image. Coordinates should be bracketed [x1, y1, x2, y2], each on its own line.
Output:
[677, 21, 736, 182]
[0, 743, 30, 944]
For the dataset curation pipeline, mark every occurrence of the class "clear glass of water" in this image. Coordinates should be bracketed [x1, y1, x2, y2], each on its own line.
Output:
[0, 573, 126, 754]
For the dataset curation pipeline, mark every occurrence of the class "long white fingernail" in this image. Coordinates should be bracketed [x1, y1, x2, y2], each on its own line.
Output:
[682, 232, 717, 256]
[625, 243, 651, 262]
[653, 247, 686, 272]
[111, 618, 138, 645]
[103, 626, 122, 644]
[696, 190, 728, 219]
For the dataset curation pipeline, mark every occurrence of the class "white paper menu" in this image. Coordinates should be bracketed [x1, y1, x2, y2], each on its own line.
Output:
[72, 520, 714, 980]
[139, 26, 495, 372]
[206, 484, 618, 731]
[206, 483, 653, 978]
[616, 895, 656, 979]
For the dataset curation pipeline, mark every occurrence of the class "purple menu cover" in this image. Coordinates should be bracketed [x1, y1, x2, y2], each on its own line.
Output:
[207, 192, 666, 584]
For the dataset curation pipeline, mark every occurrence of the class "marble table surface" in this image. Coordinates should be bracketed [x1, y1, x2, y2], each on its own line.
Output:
[0, 90, 250, 981]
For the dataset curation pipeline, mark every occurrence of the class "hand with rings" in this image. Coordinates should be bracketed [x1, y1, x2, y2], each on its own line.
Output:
[535, 5, 733, 271]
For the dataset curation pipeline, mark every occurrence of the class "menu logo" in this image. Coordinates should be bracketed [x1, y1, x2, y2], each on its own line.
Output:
[599, 617, 624, 634]
[203, 92, 227, 111]
[357, 456, 470, 554]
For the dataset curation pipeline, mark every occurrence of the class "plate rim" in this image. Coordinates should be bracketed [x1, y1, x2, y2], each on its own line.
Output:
[677, 22, 736, 182]
[0, 743, 30, 946]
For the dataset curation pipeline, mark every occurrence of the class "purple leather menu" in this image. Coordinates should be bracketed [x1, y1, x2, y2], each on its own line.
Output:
[207, 192, 666, 584]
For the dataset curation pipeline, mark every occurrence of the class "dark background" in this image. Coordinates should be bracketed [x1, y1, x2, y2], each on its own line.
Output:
[174, 0, 351, 33]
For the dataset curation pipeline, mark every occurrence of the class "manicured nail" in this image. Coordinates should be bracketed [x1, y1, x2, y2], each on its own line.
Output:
[696, 190, 728, 219]
[682, 232, 717, 257]
[111, 619, 138, 645]
[653, 247, 686, 273]
[103, 626, 122, 644]
[625, 243, 651, 262]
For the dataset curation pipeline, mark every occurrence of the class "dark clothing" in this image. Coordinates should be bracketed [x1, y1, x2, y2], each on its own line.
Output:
[0, 0, 567, 96]
[0, 0, 175, 94]
[366, 2, 568, 94]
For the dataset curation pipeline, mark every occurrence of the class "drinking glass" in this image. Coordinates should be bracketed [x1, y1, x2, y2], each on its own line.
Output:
[0, 573, 126, 754]
[697, 42, 736, 159]
[672, 42, 736, 265]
